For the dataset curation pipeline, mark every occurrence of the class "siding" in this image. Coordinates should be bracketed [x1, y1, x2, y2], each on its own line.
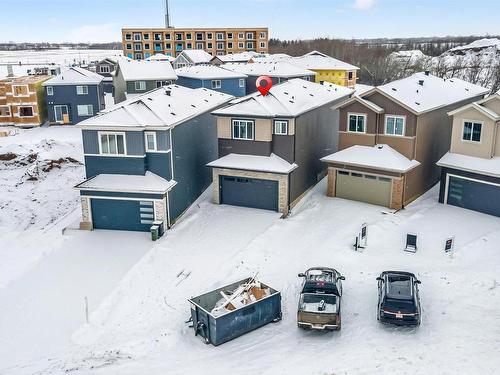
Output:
[177, 76, 245, 97]
[339, 101, 377, 134]
[218, 139, 272, 157]
[272, 134, 294, 163]
[82, 130, 145, 156]
[146, 152, 172, 180]
[156, 130, 171, 151]
[450, 108, 496, 158]
[80, 190, 164, 200]
[82, 130, 99, 154]
[84, 155, 145, 178]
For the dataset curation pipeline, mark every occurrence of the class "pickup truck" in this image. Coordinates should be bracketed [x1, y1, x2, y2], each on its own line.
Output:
[297, 267, 345, 331]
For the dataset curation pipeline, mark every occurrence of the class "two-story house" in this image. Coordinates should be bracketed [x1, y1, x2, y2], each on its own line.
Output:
[173, 49, 213, 69]
[43, 67, 105, 125]
[75, 84, 233, 232]
[321, 72, 489, 210]
[207, 78, 353, 214]
[437, 94, 500, 217]
[221, 62, 316, 95]
[175, 65, 247, 97]
[112, 59, 177, 103]
[95, 58, 117, 93]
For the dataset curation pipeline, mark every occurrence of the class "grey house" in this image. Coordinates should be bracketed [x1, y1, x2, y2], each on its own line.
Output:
[75, 84, 233, 232]
[95, 58, 117, 93]
[43, 67, 105, 125]
[207, 78, 353, 214]
[112, 58, 177, 103]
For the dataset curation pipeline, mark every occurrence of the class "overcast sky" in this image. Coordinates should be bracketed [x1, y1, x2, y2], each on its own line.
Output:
[1, 0, 499, 43]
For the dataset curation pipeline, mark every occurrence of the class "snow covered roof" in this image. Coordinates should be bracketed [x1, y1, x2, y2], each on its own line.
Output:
[79, 84, 233, 130]
[449, 38, 500, 52]
[116, 59, 177, 81]
[146, 53, 175, 62]
[43, 67, 104, 86]
[175, 65, 247, 80]
[214, 51, 260, 63]
[376, 72, 489, 115]
[177, 49, 213, 65]
[333, 95, 384, 114]
[221, 61, 316, 78]
[251, 53, 292, 63]
[448, 100, 500, 121]
[207, 153, 298, 174]
[75, 171, 176, 194]
[213, 78, 353, 118]
[437, 152, 500, 178]
[321, 144, 420, 173]
[354, 83, 374, 97]
[289, 51, 359, 71]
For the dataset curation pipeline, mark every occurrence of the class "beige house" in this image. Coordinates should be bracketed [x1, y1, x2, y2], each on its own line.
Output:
[437, 94, 500, 217]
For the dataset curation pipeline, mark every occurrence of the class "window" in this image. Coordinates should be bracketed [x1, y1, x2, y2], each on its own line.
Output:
[207, 42, 213, 49]
[259, 32, 266, 39]
[246, 32, 254, 40]
[216, 33, 224, 40]
[154, 33, 161, 41]
[154, 43, 162, 51]
[99, 132, 126, 155]
[260, 42, 266, 49]
[239, 78, 245, 88]
[99, 66, 111, 73]
[186, 33, 192, 40]
[0, 106, 11, 117]
[134, 43, 142, 51]
[134, 53, 143, 60]
[186, 43, 192, 49]
[12, 85, 28, 96]
[144, 43, 151, 50]
[133, 33, 141, 41]
[156, 80, 168, 88]
[125, 33, 132, 40]
[227, 42, 233, 49]
[216, 42, 224, 50]
[238, 42, 244, 49]
[274, 120, 288, 135]
[165, 33, 171, 40]
[196, 33, 203, 41]
[145, 132, 157, 152]
[238, 33, 244, 39]
[385, 115, 405, 136]
[232, 119, 254, 140]
[135, 81, 146, 91]
[348, 71, 354, 80]
[126, 43, 132, 50]
[348, 113, 366, 133]
[165, 43, 172, 50]
[211, 80, 221, 89]
[246, 42, 254, 49]
[227, 32, 233, 39]
[77, 104, 93, 116]
[175, 33, 182, 41]
[46, 86, 54, 96]
[19, 106, 34, 117]
[207, 33, 213, 40]
[143, 33, 150, 40]
[76, 85, 88, 95]
[463, 121, 482, 142]
[196, 42, 203, 49]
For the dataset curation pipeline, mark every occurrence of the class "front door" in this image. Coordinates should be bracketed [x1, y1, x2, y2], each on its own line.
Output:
[54, 105, 69, 124]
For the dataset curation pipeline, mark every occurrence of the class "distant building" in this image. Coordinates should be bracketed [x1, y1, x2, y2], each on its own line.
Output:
[122, 27, 269, 60]
[173, 49, 213, 69]
[0, 75, 51, 127]
[95, 58, 117, 93]
[43, 67, 105, 125]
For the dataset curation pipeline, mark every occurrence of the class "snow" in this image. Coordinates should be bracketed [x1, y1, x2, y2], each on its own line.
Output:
[213, 78, 353, 118]
[354, 83, 374, 96]
[146, 53, 175, 62]
[42, 66, 104, 86]
[176, 49, 213, 65]
[76, 171, 177, 194]
[207, 153, 298, 174]
[449, 38, 500, 52]
[289, 50, 359, 71]
[215, 51, 261, 63]
[321, 144, 420, 173]
[437, 152, 500, 178]
[175, 65, 247, 79]
[116, 58, 177, 81]
[222, 61, 316, 78]
[377, 72, 490, 114]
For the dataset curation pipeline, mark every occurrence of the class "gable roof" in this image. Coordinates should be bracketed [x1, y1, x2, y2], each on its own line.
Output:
[43, 67, 104, 86]
[332, 95, 384, 114]
[212, 78, 353, 118]
[176, 49, 213, 65]
[289, 51, 359, 71]
[447, 101, 500, 121]
[207, 153, 298, 174]
[221, 61, 316, 78]
[146, 53, 175, 62]
[213, 51, 260, 63]
[175, 65, 247, 80]
[375, 72, 489, 115]
[116, 59, 177, 81]
[78, 84, 232, 130]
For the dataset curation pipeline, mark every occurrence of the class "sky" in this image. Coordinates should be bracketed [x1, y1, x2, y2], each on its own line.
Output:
[1, 0, 499, 43]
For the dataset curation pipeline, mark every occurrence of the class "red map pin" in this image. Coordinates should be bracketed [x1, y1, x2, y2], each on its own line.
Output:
[256, 76, 273, 96]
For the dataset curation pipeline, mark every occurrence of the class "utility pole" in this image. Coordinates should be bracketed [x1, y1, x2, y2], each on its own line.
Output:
[165, 0, 172, 28]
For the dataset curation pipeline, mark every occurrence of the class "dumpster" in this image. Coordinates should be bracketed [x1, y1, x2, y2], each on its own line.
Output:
[188, 277, 282, 346]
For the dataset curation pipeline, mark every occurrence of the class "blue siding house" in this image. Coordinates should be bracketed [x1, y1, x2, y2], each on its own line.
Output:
[75, 84, 233, 232]
[175, 65, 247, 97]
[43, 67, 105, 125]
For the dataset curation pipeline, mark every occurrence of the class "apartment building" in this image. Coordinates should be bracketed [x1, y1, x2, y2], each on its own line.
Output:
[121, 27, 269, 60]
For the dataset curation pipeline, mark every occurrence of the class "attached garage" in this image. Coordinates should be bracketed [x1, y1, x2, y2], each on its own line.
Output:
[336, 170, 392, 207]
[219, 175, 279, 211]
[90, 199, 155, 232]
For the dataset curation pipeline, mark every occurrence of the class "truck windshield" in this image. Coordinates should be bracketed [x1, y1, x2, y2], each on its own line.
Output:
[300, 294, 337, 313]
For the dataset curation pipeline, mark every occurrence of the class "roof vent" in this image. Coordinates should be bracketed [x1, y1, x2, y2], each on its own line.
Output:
[392, 87, 397, 91]
[378, 145, 383, 149]
[424, 70, 430, 76]
[165, 90, 171, 96]
[415, 101, 420, 105]
[191, 104, 196, 108]
[418, 80, 424, 86]
[170, 112, 176, 116]
[465, 88, 469, 91]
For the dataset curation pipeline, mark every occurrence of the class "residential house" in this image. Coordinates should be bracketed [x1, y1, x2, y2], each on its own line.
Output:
[207, 79, 353, 214]
[211, 51, 261, 65]
[321, 72, 489, 210]
[43, 67, 105, 125]
[112, 58, 177, 103]
[75, 84, 233, 232]
[175, 65, 247, 97]
[0, 75, 51, 127]
[95, 58, 117, 93]
[221, 62, 316, 95]
[437, 94, 500, 217]
[173, 49, 213, 69]
[146, 53, 175, 63]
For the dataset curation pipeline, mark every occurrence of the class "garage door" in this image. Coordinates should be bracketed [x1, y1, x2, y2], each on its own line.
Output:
[91, 199, 154, 231]
[336, 170, 392, 207]
[446, 175, 500, 217]
[220, 176, 279, 211]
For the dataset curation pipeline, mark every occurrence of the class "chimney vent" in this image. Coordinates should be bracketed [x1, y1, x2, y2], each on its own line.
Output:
[424, 70, 430, 76]
[418, 80, 424, 86]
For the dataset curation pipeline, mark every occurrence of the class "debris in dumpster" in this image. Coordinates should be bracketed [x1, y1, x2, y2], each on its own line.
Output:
[211, 279, 271, 317]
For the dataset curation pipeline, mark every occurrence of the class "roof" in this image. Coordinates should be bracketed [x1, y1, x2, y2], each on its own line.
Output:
[78, 84, 233, 130]
[207, 153, 298, 174]
[375, 72, 489, 115]
[175, 65, 247, 80]
[437, 152, 500, 178]
[447, 94, 500, 121]
[75, 171, 176, 194]
[146, 53, 175, 62]
[116, 59, 177, 81]
[321, 144, 420, 173]
[221, 62, 316, 78]
[0, 75, 51, 85]
[177, 49, 213, 64]
[214, 51, 260, 63]
[289, 51, 359, 71]
[213, 78, 353, 118]
[333, 95, 384, 114]
[354, 83, 374, 97]
[43, 67, 104, 86]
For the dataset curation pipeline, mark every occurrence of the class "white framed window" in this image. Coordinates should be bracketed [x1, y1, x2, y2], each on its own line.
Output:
[385, 115, 405, 136]
[0, 105, 11, 117]
[246, 32, 254, 40]
[76, 85, 88, 95]
[99, 132, 126, 155]
[46, 86, 54, 96]
[99, 66, 111, 73]
[232, 119, 254, 140]
[156, 80, 169, 88]
[238, 42, 244, 49]
[238, 33, 244, 39]
[144, 131, 157, 152]
[207, 33, 213, 40]
[227, 32, 233, 40]
[18, 106, 34, 117]
[133, 33, 141, 41]
[125, 33, 132, 40]
[211, 80, 221, 89]
[246, 42, 254, 49]
[259, 32, 266, 39]
[77, 104, 93, 116]
[260, 42, 266, 49]
[347, 113, 366, 133]
[239, 78, 245, 88]
[12, 85, 29, 96]
[216, 32, 224, 40]
[216, 42, 224, 50]
[196, 42, 203, 49]
[126, 43, 132, 50]
[274, 120, 288, 135]
[134, 43, 142, 51]
[135, 81, 146, 91]
[462, 120, 482, 143]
